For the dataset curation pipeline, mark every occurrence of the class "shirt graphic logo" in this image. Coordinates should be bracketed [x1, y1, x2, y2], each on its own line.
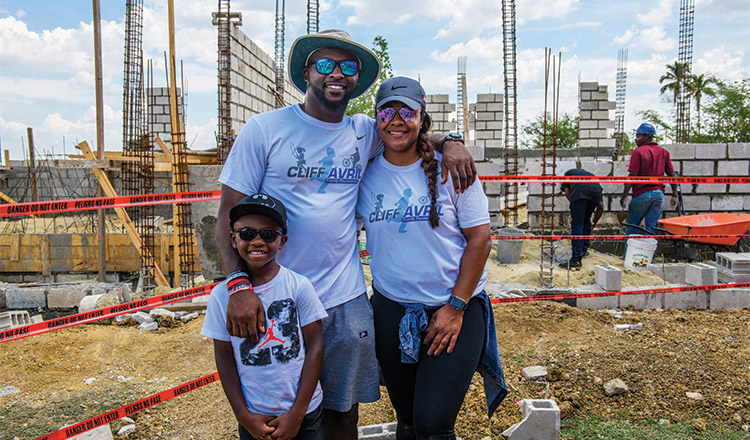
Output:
[290, 143, 306, 168]
[368, 190, 443, 233]
[239, 298, 300, 366]
[311, 146, 363, 193]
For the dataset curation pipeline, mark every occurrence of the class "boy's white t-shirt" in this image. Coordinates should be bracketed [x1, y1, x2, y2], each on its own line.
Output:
[219, 104, 382, 309]
[201, 265, 328, 416]
[356, 152, 490, 306]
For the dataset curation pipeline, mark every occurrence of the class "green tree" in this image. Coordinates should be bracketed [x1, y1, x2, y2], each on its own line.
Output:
[520, 112, 579, 148]
[700, 78, 750, 143]
[687, 73, 718, 135]
[346, 35, 393, 117]
[659, 61, 692, 104]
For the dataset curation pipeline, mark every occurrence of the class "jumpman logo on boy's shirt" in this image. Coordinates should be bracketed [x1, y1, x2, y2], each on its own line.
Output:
[257, 319, 286, 349]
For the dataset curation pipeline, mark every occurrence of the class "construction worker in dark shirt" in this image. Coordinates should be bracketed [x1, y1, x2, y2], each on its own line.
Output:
[559, 168, 603, 269]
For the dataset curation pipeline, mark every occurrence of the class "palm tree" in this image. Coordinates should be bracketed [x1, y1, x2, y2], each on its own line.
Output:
[659, 61, 692, 103]
[687, 73, 718, 135]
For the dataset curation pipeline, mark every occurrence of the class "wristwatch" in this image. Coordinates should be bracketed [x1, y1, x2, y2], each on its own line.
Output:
[441, 132, 464, 148]
[447, 295, 467, 311]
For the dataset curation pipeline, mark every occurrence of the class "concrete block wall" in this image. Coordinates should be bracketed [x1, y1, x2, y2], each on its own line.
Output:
[524, 143, 750, 229]
[578, 82, 616, 148]
[469, 93, 504, 150]
[147, 87, 183, 146]
[229, 27, 304, 134]
[426, 94, 456, 134]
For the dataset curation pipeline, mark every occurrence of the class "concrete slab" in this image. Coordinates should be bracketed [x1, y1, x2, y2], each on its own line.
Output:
[6, 287, 46, 309]
[577, 295, 619, 310]
[48, 287, 88, 309]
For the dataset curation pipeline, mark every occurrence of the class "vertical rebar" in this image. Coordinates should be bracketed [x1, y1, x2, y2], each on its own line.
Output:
[614, 49, 628, 151]
[274, 0, 286, 106]
[502, 0, 519, 227]
[307, 0, 319, 34]
[215, 0, 233, 164]
[676, 0, 695, 143]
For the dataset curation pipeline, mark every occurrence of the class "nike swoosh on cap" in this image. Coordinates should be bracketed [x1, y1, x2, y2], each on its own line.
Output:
[391, 84, 407, 89]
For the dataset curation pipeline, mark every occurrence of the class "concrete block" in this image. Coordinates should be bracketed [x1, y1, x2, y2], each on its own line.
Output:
[694, 183, 726, 194]
[6, 287, 46, 309]
[728, 183, 750, 193]
[718, 160, 749, 176]
[664, 290, 708, 310]
[0, 310, 31, 330]
[598, 138, 616, 148]
[579, 120, 599, 129]
[0, 287, 4, 308]
[709, 289, 750, 309]
[358, 422, 397, 440]
[580, 82, 599, 91]
[527, 196, 542, 212]
[576, 295, 619, 310]
[69, 424, 114, 440]
[579, 138, 598, 148]
[681, 195, 711, 210]
[598, 119, 616, 129]
[682, 160, 715, 176]
[694, 143, 727, 159]
[502, 399, 560, 440]
[482, 182, 505, 196]
[595, 265, 622, 291]
[620, 290, 662, 310]
[580, 101, 600, 110]
[685, 263, 718, 286]
[47, 287, 88, 309]
[591, 110, 611, 120]
[715, 252, 750, 272]
[663, 144, 696, 160]
[599, 100, 617, 110]
[711, 195, 744, 211]
[466, 145, 485, 161]
[475, 161, 501, 176]
[728, 143, 750, 159]
[647, 263, 687, 284]
[477, 93, 503, 102]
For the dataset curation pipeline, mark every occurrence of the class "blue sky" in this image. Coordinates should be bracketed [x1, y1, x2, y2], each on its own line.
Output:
[1, 0, 748, 160]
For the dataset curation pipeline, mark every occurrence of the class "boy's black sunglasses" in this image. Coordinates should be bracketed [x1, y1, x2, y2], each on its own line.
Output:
[233, 227, 283, 243]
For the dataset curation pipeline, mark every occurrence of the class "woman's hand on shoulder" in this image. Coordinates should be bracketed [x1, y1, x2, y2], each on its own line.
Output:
[424, 305, 464, 356]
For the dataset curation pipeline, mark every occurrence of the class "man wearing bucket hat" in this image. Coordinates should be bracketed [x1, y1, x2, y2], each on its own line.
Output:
[216, 29, 476, 439]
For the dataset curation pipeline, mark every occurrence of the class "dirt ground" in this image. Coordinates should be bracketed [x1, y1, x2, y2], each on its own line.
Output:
[2, 236, 750, 438]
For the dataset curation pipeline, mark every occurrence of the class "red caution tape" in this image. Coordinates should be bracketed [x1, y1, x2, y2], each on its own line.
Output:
[34, 372, 220, 440]
[492, 234, 750, 241]
[490, 282, 750, 304]
[479, 175, 750, 184]
[0, 190, 220, 218]
[0, 282, 218, 344]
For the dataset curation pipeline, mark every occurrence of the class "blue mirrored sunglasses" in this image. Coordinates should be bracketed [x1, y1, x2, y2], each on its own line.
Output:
[233, 227, 283, 243]
[311, 58, 359, 76]
[377, 107, 418, 124]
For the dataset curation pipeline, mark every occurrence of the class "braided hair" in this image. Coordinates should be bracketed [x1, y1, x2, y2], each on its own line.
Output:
[415, 110, 439, 228]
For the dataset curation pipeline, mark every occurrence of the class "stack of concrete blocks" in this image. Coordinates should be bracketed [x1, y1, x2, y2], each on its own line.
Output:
[1, 282, 131, 311]
[647, 263, 687, 284]
[662, 143, 750, 213]
[147, 87, 183, 146]
[578, 82, 616, 149]
[425, 94, 455, 135]
[229, 26, 304, 134]
[713, 252, 750, 283]
[469, 93, 504, 150]
[502, 399, 561, 440]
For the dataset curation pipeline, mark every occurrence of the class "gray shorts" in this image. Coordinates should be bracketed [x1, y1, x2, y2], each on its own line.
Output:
[319, 292, 380, 412]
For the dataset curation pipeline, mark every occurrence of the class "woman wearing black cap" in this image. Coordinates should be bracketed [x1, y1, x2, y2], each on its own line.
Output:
[356, 77, 507, 439]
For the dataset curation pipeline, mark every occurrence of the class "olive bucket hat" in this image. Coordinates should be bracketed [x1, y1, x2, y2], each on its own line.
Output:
[288, 29, 382, 100]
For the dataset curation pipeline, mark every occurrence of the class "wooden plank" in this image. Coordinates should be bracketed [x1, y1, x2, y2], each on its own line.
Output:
[0, 190, 37, 219]
[3, 150, 9, 166]
[40, 235, 51, 276]
[155, 136, 172, 156]
[76, 140, 170, 288]
[53, 159, 113, 169]
[10, 234, 19, 261]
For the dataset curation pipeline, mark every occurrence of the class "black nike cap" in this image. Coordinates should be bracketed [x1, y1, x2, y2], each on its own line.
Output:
[375, 76, 426, 111]
[229, 193, 288, 233]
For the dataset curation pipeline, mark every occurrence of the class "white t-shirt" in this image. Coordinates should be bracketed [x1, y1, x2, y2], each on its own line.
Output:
[356, 152, 490, 306]
[219, 104, 382, 309]
[201, 265, 328, 416]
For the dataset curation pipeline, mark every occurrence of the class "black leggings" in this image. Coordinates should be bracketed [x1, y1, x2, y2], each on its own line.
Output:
[372, 290, 485, 440]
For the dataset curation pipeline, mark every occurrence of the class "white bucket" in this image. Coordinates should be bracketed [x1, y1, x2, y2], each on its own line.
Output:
[624, 238, 658, 271]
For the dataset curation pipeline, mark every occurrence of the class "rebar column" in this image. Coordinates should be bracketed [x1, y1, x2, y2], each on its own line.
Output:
[614, 49, 628, 152]
[502, 0, 519, 227]
[676, 0, 695, 143]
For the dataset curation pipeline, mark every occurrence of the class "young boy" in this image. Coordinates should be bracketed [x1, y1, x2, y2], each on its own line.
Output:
[202, 193, 328, 440]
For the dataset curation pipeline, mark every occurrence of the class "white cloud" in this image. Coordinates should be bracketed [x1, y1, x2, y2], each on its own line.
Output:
[516, 0, 580, 25]
[636, 0, 673, 26]
[693, 46, 748, 81]
[613, 29, 634, 46]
